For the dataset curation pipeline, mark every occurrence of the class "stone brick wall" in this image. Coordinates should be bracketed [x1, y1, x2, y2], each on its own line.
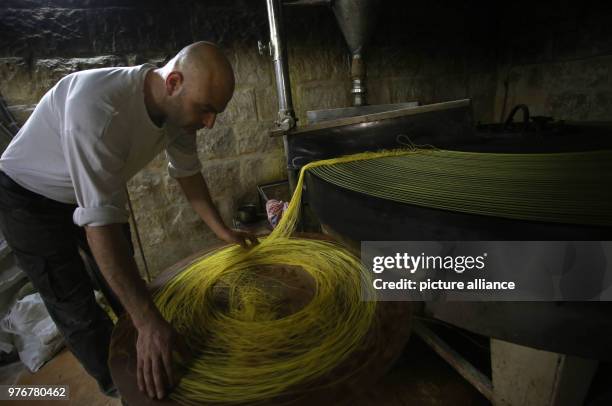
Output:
[0, 0, 500, 275]
[492, 3, 612, 122]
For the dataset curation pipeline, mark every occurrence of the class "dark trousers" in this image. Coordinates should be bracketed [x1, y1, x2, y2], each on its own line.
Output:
[0, 170, 129, 394]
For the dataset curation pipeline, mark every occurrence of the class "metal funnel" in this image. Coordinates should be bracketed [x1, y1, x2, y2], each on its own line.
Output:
[332, 0, 381, 106]
[332, 0, 380, 56]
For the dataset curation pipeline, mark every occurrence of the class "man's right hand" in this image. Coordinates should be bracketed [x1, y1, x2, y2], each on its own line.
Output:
[84, 224, 190, 399]
[135, 313, 189, 399]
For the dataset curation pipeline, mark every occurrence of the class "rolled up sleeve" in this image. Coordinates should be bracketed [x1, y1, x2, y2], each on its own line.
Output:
[72, 198, 129, 226]
[62, 105, 129, 227]
[166, 132, 202, 178]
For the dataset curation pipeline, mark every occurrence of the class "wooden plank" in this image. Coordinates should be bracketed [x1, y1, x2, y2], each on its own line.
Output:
[414, 320, 494, 402]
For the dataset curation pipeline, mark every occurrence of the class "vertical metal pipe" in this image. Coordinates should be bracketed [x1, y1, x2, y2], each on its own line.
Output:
[350, 53, 367, 106]
[265, 0, 296, 131]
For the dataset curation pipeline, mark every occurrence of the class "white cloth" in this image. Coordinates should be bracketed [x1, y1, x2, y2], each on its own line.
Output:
[1, 293, 64, 372]
[0, 64, 202, 226]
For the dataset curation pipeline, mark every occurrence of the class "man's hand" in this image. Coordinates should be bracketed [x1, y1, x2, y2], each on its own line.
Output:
[136, 314, 189, 399]
[85, 225, 190, 399]
[85, 224, 188, 398]
[218, 227, 259, 248]
[176, 173, 260, 249]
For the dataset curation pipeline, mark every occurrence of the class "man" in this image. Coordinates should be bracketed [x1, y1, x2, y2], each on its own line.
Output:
[0, 41, 257, 400]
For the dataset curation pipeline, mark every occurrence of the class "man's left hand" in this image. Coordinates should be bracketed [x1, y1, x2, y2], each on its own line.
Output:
[218, 228, 259, 248]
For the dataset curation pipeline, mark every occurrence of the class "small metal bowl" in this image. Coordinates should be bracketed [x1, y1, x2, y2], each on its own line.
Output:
[237, 203, 258, 223]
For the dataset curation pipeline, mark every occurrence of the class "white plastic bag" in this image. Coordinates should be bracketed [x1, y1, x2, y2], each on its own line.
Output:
[0, 293, 64, 372]
[0, 235, 28, 355]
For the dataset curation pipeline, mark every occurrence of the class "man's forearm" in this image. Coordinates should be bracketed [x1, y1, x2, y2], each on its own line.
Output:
[85, 223, 160, 328]
[176, 172, 228, 237]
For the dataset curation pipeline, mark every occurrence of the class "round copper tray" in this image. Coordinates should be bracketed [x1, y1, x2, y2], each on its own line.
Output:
[109, 233, 413, 405]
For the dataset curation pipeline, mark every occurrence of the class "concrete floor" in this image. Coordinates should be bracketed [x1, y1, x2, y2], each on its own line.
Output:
[0, 349, 119, 406]
[0, 334, 489, 406]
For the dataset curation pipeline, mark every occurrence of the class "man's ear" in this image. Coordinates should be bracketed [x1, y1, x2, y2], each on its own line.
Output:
[165, 71, 184, 96]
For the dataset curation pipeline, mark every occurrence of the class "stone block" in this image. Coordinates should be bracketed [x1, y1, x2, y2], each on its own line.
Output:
[467, 72, 496, 123]
[547, 91, 589, 120]
[147, 200, 222, 274]
[130, 208, 166, 247]
[433, 75, 468, 103]
[0, 8, 91, 56]
[227, 46, 273, 87]
[161, 172, 184, 204]
[125, 54, 167, 67]
[127, 169, 166, 214]
[491, 339, 597, 406]
[288, 46, 348, 83]
[544, 57, 612, 92]
[149, 152, 168, 172]
[2, 1, 158, 8]
[368, 47, 423, 79]
[239, 152, 286, 202]
[0, 6, 194, 57]
[255, 85, 279, 122]
[494, 56, 612, 122]
[189, 2, 265, 45]
[295, 82, 350, 122]
[0, 57, 32, 105]
[1, 55, 128, 105]
[498, 66, 552, 118]
[165, 202, 202, 232]
[216, 87, 257, 126]
[505, 30, 554, 66]
[545, 90, 612, 121]
[213, 195, 238, 227]
[420, 49, 469, 79]
[366, 79, 391, 106]
[32, 56, 127, 100]
[6, 104, 36, 126]
[201, 159, 241, 198]
[590, 91, 612, 120]
[35, 56, 127, 76]
[388, 77, 433, 105]
[196, 125, 236, 160]
[552, 26, 610, 62]
[283, 6, 340, 49]
[234, 122, 282, 156]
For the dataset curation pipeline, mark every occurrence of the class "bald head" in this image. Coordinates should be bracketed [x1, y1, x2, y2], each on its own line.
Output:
[154, 42, 235, 132]
[166, 42, 235, 95]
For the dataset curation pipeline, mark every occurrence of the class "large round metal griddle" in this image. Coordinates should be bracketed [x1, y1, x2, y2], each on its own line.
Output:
[304, 172, 612, 360]
[109, 233, 413, 405]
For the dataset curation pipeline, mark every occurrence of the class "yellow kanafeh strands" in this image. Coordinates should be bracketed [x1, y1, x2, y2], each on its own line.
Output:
[152, 151, 407, 404]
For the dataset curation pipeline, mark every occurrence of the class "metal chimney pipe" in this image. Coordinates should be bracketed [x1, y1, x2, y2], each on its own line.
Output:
[265, 0, 297, 131]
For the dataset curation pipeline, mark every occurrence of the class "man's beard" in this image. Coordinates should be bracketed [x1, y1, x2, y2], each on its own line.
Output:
[165, 114, 193, 134]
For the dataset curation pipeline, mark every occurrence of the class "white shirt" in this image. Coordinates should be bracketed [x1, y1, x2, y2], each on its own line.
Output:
[0, 64, 202, 226]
